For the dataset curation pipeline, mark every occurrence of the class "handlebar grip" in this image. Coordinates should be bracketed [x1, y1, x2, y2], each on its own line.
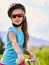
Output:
[25, 58, 36, 62]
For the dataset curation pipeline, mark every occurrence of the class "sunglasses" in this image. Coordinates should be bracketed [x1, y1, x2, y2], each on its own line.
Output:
[11, 14, 23, 18]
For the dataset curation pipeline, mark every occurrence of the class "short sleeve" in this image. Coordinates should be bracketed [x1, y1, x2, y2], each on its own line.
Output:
[8, 27, 18, 35]
[8, 27, 14, 33]
[7, 27, 15, 39]
[7, 27, 18, 42]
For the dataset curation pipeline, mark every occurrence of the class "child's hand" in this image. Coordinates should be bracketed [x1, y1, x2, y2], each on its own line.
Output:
[29, 52, 35, 60]
[18, 53, 25, 63]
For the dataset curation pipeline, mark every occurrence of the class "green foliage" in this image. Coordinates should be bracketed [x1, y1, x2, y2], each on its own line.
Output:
[24, 46, 49, 65]
[0, 54, 2, 60]
[0, 36, 5, 54]
[32, 46, 49, 65]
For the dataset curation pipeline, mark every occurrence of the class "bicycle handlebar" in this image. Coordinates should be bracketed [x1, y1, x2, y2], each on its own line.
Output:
[25, 58, 36, 62]
[16, 57, 40, 65]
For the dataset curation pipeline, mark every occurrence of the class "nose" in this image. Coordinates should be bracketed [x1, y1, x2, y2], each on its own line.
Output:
[16, 16, 19, 18]
[15, 16, 19, 20]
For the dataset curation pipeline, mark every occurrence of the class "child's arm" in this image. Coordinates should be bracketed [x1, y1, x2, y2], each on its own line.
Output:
[24, 48, 35, 58]
[24, 48, 32, 55]
[8, 32, 21, 54]
[8, 32, 25, 62]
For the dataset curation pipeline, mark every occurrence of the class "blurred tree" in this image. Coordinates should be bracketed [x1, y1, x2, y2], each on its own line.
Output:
[0, 35, 5, 54]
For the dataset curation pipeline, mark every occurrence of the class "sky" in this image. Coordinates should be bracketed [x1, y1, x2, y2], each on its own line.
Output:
[0, 0, 49, 41]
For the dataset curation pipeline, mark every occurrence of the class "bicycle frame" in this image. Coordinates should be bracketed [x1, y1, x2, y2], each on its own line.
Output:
[0, 63, 4, 65]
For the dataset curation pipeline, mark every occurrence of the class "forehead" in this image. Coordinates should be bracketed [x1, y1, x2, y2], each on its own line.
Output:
[12, 9, 24, 15]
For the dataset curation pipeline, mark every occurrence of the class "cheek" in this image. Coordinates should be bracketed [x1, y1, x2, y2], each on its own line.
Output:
[21, 18, 23, 21]
[20, 17, 23, 21]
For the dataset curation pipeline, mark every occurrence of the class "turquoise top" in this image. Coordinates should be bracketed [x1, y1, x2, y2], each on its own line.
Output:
[1, 26, 24, 65]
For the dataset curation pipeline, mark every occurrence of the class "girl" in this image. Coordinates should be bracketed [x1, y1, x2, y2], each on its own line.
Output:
[1, 3, 34, 65]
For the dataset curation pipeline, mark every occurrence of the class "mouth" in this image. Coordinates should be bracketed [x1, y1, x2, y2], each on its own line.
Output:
[16, 20, 20, 23]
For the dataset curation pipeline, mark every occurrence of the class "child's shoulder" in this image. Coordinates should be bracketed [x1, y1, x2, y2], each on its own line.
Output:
[8, 26, 13, 32]
[8, 26, 18, 35]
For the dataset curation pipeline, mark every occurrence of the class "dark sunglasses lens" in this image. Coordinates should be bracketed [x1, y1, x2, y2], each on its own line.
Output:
[18, 14, 23, 17]
[12, 15, 16, 18]
[11, 14, 23, 18]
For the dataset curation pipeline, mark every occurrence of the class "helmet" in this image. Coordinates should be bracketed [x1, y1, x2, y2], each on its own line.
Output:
[8, 3, 26, 17]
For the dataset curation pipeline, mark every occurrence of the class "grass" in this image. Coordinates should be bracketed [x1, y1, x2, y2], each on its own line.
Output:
[0, 54, 2, 60]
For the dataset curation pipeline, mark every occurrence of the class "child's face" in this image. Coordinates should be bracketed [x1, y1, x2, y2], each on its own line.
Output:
[11, 9, 24, 25]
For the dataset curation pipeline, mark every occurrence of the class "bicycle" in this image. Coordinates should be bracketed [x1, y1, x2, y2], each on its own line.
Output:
[16, 57, 40, 65]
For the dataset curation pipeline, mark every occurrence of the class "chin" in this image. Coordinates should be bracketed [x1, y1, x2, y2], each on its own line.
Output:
[17, 22, 22, 24]
[17, 22, 20, 24]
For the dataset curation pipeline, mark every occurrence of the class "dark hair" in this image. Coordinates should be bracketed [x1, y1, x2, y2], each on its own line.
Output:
[8, 3, 26, 17]
[22, 17, 29, 49]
